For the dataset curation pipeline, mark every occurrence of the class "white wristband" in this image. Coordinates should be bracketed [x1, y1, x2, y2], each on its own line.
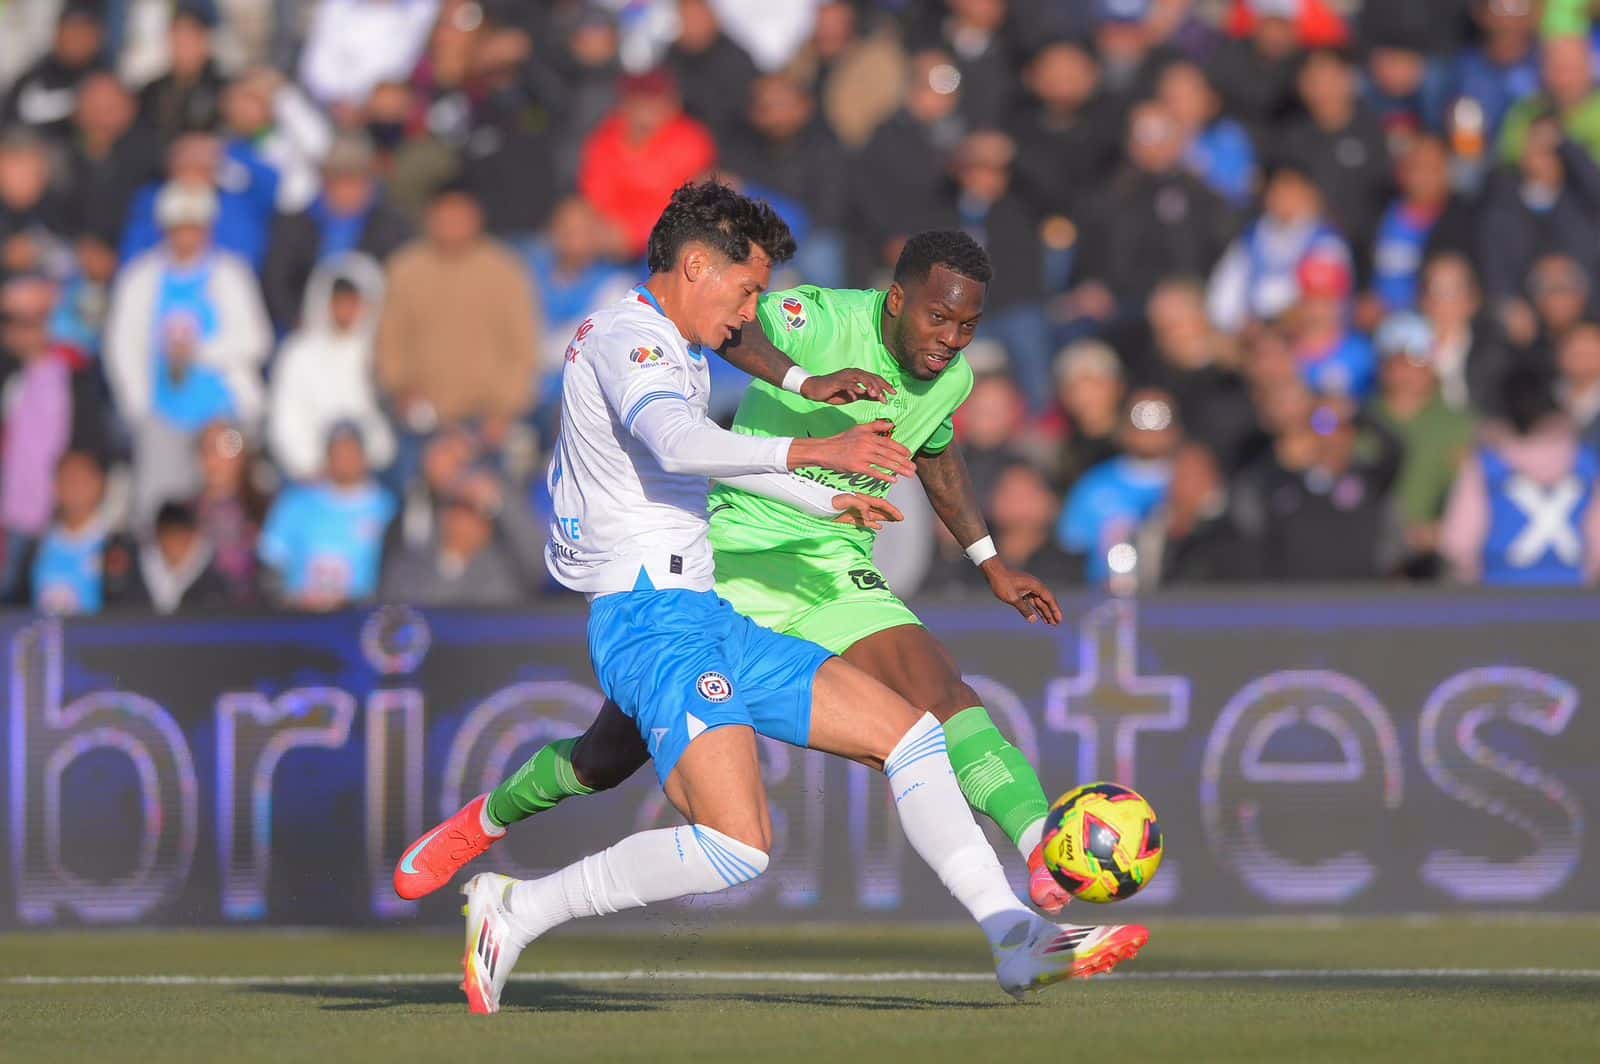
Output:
[781, 366, 814, 395]
[965, 535, 998, 567]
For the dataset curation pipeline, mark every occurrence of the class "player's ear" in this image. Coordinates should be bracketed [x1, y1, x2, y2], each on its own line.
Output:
[885, 282, 905, 318]
[682, 245, 707, 284]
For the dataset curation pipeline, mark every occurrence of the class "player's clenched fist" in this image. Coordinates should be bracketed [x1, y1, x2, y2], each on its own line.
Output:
[788, 420, 915, 481]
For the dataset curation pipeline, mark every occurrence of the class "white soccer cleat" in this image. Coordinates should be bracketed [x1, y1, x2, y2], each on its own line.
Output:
[460, 873, 530, 1015]
[993, 918, 1149, 999]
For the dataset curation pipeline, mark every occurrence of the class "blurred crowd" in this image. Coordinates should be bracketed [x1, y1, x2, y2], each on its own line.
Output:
[2, 0, 1599, 617]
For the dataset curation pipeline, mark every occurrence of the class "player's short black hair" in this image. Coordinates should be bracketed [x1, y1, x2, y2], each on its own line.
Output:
[646, 181, 796, 275]
[893, 230, 993, 288]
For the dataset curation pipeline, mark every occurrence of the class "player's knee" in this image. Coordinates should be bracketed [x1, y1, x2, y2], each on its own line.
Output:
[925, 681, 982, 722]
[570, 734, 644, 792]
[693, 823, 771, 881]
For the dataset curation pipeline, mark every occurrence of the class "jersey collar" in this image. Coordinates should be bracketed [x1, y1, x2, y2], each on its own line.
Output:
[633, 285, 705, 362]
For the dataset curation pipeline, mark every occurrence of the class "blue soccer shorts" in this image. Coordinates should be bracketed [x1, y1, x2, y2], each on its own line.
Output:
[586, 588, 834, 785]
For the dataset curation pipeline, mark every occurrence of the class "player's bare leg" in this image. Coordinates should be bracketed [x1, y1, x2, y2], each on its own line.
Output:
[843, 624, 1067, 912]
[461, 725, 771, 1014]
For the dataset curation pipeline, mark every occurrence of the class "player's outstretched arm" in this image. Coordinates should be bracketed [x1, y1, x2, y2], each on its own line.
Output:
[715, 472, 906, 529]
[720, 321, 896, 404]
[915, 445, 1064, 625]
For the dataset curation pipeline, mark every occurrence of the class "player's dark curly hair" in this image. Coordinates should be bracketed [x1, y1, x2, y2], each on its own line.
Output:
[893, 230, 993, 287]
[646, 181, 797, 275]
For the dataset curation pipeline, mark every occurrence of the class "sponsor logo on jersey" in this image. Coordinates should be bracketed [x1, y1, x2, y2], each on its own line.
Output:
[780, 297, 806, 331]
[848, 568, 889, 591]
[564, 318, 594, 363]
[630, 344, 667, 366]
[696, 671, 733, 703]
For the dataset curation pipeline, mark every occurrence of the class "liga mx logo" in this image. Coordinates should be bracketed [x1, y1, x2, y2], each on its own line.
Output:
[630, 345, 666, 366]
[696, 671, 733, 703]
[780, 297, 806, 331]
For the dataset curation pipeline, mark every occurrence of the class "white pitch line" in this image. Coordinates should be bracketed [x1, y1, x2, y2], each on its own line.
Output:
[7, 968, 1600, 988]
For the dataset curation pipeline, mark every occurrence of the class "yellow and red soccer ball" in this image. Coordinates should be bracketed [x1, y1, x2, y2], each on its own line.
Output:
[1040, 782, 1163, 904]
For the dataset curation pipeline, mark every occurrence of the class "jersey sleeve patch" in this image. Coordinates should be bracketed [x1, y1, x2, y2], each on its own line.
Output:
[778, 296, 808, 331]
[628, 343, 671, 368]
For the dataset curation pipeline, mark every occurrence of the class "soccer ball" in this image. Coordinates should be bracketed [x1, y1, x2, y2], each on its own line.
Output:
[1040, 782, 1163, 903]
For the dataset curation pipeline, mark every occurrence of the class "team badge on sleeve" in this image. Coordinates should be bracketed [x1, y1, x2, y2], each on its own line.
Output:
[696, 671, 733, 703]
[780, 297, 807, 331]
[630, 344, 667, 366]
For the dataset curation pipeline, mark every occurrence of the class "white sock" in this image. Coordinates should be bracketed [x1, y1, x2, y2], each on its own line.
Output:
[884, 713, 1037, 948]
[478, 799, 506, 838]
[1017, 817, 1045, 857]
[505, 824, 768, 941]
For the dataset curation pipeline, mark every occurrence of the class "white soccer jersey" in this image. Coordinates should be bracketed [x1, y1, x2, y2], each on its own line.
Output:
[546, 288, 793, 596]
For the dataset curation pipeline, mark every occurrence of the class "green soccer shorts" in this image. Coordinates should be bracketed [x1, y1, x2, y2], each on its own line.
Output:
[712, 541, 923, 655]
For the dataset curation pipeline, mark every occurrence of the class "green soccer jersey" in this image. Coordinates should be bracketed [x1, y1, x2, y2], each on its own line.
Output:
[708, 286, 974, 555]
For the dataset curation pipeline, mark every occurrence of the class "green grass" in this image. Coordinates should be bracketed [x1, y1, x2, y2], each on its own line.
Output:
[3, 920, 1599, 1063]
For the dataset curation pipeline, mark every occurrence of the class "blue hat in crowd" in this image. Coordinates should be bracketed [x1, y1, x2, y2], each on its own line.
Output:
[1098, 0, 1151, 25]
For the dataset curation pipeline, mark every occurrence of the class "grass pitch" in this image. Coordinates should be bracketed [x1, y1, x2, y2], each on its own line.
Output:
[4, 918, 1598, 1063]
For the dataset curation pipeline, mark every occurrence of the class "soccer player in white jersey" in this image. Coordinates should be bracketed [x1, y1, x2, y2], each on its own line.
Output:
[450, 182, 1147, 1014]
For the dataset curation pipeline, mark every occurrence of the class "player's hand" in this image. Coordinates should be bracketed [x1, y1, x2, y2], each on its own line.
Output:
[830, 493, 904, 530]
[982, 561, 1064, 626]
[801, 368, 897, 405]
[789, 420, 915, 481]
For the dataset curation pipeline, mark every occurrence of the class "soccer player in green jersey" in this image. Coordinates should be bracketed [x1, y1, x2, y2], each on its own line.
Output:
[399, 231, 1075, 913]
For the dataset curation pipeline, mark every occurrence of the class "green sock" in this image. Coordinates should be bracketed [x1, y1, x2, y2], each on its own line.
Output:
[942, 707, 1050, 857]
[486, 737, 594, 828]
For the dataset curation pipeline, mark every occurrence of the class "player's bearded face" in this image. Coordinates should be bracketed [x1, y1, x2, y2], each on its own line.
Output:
[888, 266, 986, 380]
[695, 248, 773, 349]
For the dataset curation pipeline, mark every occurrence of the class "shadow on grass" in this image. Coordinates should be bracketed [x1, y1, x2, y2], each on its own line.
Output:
[246, 981, 1013, 1014]
[1198, 976, 1600, 1004]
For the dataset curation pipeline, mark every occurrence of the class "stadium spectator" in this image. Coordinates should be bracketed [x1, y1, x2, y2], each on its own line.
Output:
[1556, 323, 1600, 449]
[1143, 278, 1256, 470]
[50, 234, 117, 363]
[0, 1, 107, 146]
[1207, 162, 1350, 333]
[359, 80, 458, 224]
[220, 66, 333, 214]
[1207, 0, 1309, 139]
[378, 477, 532, 605]
[723, 72, 848, 288]
[1070, 99, 1234, 326]
[1369, 311, 1475, 575]
[1449, 0, 1541, 145]
[814, 0, 908, 149]
[1059, 387, 1182, 585]
[952, 366, 1030, 491]
[269, 255, 395, 483]
[0, 276, 78, 600]
[0, 127, 71, 281]
[1440, 365, 1600, 585]
[121, 132, 280, 268]
[541, 5, 620, 182]
[1048, 339, 1126, 491]
[578, 67, 716, 259]
[375, 183, 541, 472]
[0, 1, 61, 98]
[27, 450, 140, 615]
[1498, 33, 1600, 164]
[666, 0, 759, 145]
[193, 420, 267, 603]
[1231, 380, 1402, 579]
[943, 131, 1049, 408]
[297, 0, 438, 111]
[1477, 119, 1600, 326]
[453, 33, 564, 241]
[848, 49, 966, 282]
[105, 180, 271, 524]
[928, 459, 1083, 594]
[1359, 13, 1452, 142]
[1368, 134, 1476, 315]
[1092, 0, 1177, 117]
[131, 499, 230, 613]
[1157, 58, 1256, 206]
[263, 131, 412, 331]
[522, 197, 631, 412]
[1418, 251, 1509, 411]
[1280, 48, 1393, 257]
[1288, 249, 1378, 400]
[909, 0, 1015, 131]
[1138, 440, 1256, 584]
[1007, 38, 1119, 223]
[1519, 252, 1596, 358]
[136, 4, 226, 146]
[62, 72, 162, 254]
[260, 420, 395, 610]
